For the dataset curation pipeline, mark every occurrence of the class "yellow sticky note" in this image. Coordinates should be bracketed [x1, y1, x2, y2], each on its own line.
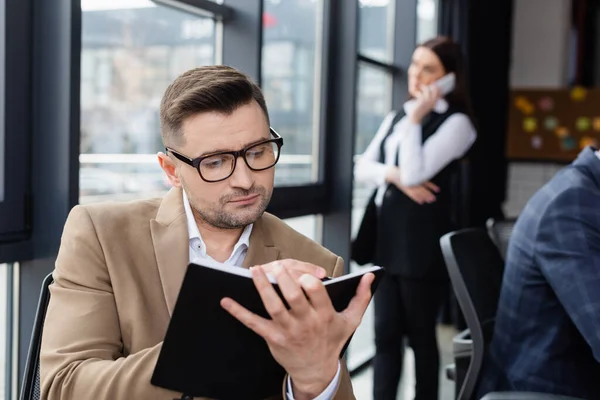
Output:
[555, 126, 569, 138]
[576, 117, 591, 131]
[580, 136, 599, 149]
[571, 86, 587, 101]
[523, 118, 537, 132]
[593, 118, 600, 131]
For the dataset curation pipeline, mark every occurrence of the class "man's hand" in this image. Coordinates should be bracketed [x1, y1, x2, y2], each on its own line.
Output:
[221, 261, 374, 400]
[260, 258, 327, 281]
[386, 166, 439, 204]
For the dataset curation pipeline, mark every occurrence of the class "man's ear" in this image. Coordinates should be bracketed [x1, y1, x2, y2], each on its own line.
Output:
[158, 152, 182, 188]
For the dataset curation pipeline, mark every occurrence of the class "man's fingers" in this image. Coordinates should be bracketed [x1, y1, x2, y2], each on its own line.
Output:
[342, 273, 375, 327]
[250, 266, 293, 326]
[271, 264, 311, 317]
[260, 259, 327, 279]
[221, 297, 272, 338]
[299, 274, 334, 312]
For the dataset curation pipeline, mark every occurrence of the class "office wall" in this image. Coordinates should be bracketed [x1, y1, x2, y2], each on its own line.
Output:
[503, 0, 572, 217]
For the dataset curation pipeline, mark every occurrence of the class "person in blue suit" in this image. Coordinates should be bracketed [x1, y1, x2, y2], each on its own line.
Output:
[478, 146, 600, 399]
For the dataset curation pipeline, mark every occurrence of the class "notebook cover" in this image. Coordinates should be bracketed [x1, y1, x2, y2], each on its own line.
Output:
[151, 263, 384, 400]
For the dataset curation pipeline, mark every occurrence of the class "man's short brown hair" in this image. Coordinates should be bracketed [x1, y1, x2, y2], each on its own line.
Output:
[159, 65, 269, 146]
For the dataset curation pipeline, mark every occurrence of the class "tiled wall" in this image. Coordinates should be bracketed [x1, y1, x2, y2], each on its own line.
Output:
[503, 162, 564, 217]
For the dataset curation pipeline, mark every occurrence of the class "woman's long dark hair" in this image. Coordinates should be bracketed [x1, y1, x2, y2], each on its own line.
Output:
[419, 36, 476, 125]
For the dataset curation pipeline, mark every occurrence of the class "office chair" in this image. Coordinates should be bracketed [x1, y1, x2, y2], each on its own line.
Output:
[441, 228, 505, 400]
[485, 218, 517, 260]
[441, 229, 584, 400]
[19, 273, 53, 400]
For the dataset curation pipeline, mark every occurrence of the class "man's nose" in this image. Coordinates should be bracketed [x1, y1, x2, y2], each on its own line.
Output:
[228, 157, 254, 189]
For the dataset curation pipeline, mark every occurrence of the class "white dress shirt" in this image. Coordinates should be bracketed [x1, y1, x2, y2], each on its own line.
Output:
[182, 190, 340, 399]
[354, 98, 477, 206]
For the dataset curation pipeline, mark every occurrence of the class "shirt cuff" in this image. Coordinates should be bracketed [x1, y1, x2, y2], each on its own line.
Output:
[285, 361, 341, 400]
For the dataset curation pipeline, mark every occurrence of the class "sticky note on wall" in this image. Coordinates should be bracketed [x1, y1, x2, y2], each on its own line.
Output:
[576, 117, 591, 131]
[561, 136, 577, 151]
[555, 126, 569, 138]
[580, 136, 599, 149]
[544, 117, 558, 130]
[538, 97, 554, 112]
[523, 118, 537, 132]
[515, 96, 534, 115]
[571, 86, 587, 101]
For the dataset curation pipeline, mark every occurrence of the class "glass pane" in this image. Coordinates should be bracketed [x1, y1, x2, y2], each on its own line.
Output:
[80, 1, 216, 204]
[283, 214, 321, 244]
[347, 65, 392, 370]
[262, 0, 324, 186]
[358, 0, 394, 62]
[417, 0, 439, 44]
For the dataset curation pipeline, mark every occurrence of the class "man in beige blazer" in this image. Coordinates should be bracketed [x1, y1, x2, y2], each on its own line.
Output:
[40, 65, 374, 400]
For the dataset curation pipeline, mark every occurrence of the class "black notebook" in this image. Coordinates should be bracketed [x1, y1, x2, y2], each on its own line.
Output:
[151, 262, 384, 400]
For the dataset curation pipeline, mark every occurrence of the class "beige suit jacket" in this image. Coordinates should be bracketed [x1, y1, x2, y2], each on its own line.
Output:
[40, 187, 356, 400]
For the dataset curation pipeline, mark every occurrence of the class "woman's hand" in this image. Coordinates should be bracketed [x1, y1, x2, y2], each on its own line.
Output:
[385, 166, 439, 204]
[401, 183, 438, 204]
[409, 83, 441, 124]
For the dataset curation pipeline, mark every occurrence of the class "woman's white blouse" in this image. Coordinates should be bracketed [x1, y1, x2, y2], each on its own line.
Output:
[354, 98, 477, 206]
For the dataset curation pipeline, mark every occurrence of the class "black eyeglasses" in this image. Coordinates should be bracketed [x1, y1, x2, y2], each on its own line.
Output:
[166, 128, 284, 183]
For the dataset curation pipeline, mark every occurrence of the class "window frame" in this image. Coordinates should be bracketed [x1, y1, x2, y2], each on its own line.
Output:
[0, 0, 31, 246]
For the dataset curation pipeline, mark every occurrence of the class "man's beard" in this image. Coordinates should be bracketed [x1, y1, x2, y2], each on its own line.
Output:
[191, 185, 271, 230]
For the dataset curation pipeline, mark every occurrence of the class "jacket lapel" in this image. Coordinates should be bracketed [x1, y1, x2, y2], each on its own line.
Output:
[150, 187, 189, 316]
[242, 214, 281, 269]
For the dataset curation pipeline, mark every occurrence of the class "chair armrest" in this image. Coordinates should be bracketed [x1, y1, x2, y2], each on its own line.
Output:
[452, 328, 472, 357]
[445, 363, 455, 381]
[481, 392, 585, 400]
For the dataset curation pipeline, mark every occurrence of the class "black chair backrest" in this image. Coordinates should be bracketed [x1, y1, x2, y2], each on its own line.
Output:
[486, 218, 517, 260]
[19, 273, 53, 400]
[440, 228, 505, 400]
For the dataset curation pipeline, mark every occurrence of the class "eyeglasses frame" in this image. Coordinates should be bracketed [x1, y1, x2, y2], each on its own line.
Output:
[165, 127, 284, 183]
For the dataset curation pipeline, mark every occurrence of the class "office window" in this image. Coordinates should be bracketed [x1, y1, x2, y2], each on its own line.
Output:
[283, 214, 321, 244]
[417, 0, 439, 43]
[80, 0, 216, 204]
[262, 0, 324, 186]
[358, 0, 395, 62]
[347, 64, 393, 370]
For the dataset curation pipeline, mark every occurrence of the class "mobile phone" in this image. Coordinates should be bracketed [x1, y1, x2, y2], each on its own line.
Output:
[432, 72, 456, 96]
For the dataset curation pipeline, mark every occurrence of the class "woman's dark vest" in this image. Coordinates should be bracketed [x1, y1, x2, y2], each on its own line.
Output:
[374, 106, 466, 280]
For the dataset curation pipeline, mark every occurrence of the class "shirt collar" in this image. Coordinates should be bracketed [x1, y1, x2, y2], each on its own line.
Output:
[403, 97, 449, 115]
[182, 189, 253, 257]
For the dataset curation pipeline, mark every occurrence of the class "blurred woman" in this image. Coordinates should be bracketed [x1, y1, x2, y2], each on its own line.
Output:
[354, 36, 476, 400]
